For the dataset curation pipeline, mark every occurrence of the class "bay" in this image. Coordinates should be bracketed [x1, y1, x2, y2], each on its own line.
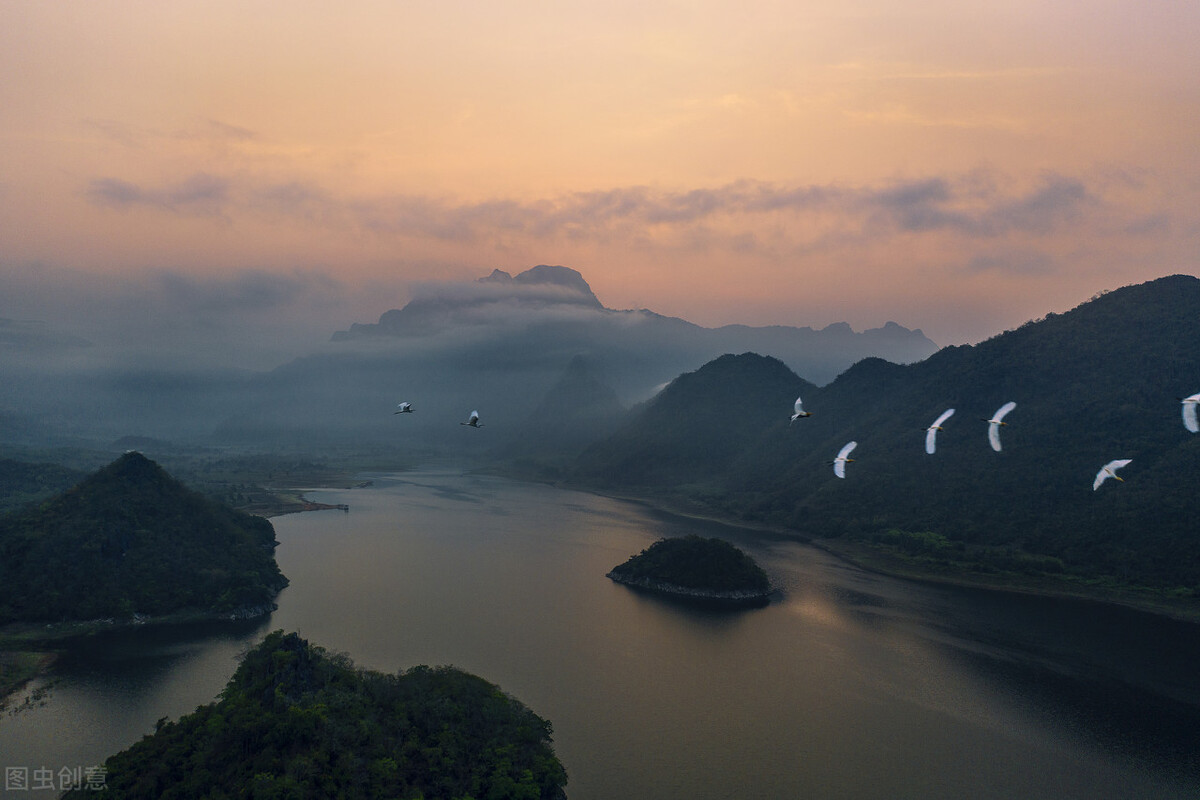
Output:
[2, 469, 1198, 799]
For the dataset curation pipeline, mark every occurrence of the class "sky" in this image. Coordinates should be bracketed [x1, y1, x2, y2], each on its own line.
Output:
[2, 0, 1198, 367]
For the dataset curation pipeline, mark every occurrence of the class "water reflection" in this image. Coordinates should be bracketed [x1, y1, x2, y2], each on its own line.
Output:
[1, 470, 1198, 800]
[1, 616, 272, 795]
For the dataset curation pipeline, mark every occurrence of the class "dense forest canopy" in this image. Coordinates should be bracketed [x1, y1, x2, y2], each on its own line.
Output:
[64, 631, 568, 800]
[572, 276, 1200, 595]
[0, 452, 287, 623]
[609, 535, 771, 594]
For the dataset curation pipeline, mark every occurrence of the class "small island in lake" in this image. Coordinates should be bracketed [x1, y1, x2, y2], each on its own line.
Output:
[607, 535, 774, 606]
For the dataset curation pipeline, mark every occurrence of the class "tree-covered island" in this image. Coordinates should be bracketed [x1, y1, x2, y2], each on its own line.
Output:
[607, 535, 773, 605]
[63, 631, 569, 800]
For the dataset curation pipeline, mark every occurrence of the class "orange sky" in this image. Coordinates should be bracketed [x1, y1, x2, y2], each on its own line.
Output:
[2, 0, 1198, 347]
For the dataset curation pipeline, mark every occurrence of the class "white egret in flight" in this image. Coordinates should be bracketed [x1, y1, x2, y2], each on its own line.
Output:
[924, 408, 955, 454]
[1093, 459, 1132, 491]
[831, 441, 857, 478]
[1181, 393, 1200, 433]
[790, 396, 812, 423]
[983, 401, 1017, 452]
[394, 402, 413, 414]
[461, 410, 483, 428]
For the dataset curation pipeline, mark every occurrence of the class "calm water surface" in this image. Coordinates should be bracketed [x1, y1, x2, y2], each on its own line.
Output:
[3, 469, 1199, 799]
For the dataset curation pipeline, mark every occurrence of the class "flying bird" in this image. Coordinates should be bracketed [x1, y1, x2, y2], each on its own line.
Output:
[394, 402, 413, 414]
[924, 408, 955, 454]
[1093, 459, 1132, 491]
[460, 410, 483, 428]
[1181, 393, 1200, 434]
[983, 401, 1017, 452]
[831, 441, 857, 478]
[790, 396, 812, 423]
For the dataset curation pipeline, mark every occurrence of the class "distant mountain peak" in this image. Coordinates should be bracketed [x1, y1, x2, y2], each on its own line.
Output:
[332, 265, 604, 339]
[479, 268, 514, 283]
[513, 264, 598, 294]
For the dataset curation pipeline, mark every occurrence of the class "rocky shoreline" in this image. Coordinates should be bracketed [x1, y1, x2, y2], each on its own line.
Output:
[606, 571, 775, 607]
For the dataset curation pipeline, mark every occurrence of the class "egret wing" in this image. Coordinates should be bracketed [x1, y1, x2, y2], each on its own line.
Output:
[1093, 459, 1132, 490]
[987, 422, 1003, 452]
[987, 402, 1015, 452]
[833, 441, 857, 477]
[1183, 393, 1200, 434]
[993, 401, 1016, 423]
[925, 408, 954, 454]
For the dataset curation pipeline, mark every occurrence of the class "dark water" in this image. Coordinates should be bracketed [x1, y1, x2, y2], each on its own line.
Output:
[2, 470, 1199, 799]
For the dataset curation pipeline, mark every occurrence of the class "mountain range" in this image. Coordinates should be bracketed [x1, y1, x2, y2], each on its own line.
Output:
[211, 265, 936, 452]
[566, 275, 1200, 594]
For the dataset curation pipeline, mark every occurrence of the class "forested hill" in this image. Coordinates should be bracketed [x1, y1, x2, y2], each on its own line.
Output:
[573, 352, 816, 487]
[570, 275, 1200, 594]
[0, 451, 288, 623]
[64, 631, 568, 800]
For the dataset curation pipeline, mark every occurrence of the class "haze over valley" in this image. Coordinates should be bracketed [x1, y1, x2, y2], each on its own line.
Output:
[3, 2, 1199, 796]
[0, 264, 937, 453]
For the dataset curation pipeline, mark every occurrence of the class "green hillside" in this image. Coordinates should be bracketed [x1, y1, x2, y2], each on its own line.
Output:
[575, 352, 816, 489]
[63, 631, 568, 800]
[571, 275, 1200, 597]
[0, 451, 288, 623]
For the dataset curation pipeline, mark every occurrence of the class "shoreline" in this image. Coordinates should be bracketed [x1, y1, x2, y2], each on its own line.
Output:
[605, 571, 776, 607]
[810, 537, 1200, 624]
[0, 604, 278, 705]
[0, 651, 56, 711]
[0, 474, 363, 705]
[544, 478, 1200, 626]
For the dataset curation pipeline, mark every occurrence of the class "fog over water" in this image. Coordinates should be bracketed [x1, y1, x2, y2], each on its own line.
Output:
[2, 470, 1197, 799]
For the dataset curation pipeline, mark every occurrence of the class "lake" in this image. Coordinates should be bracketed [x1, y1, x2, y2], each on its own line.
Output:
[2, 469, 1199, 799]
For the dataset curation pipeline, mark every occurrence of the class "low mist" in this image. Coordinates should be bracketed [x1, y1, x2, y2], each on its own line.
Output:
[0, 264, 936, 457]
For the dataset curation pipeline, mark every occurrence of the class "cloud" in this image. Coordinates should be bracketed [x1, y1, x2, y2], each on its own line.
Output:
[988, 174, 1089, 235]
[0, 263, 364, 371]
[185, 118, 257, 143]
[964, 249, 1054, 275]
[359, 173, 1100, 244]
[155, 270, 340, 315]
[84, 117, 260, 150]
[86, 172, 230, 216]
[81, 168, 1119, 259]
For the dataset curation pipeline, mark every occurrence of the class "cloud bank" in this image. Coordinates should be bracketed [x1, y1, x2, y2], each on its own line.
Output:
[83, 169, 1115, 262]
